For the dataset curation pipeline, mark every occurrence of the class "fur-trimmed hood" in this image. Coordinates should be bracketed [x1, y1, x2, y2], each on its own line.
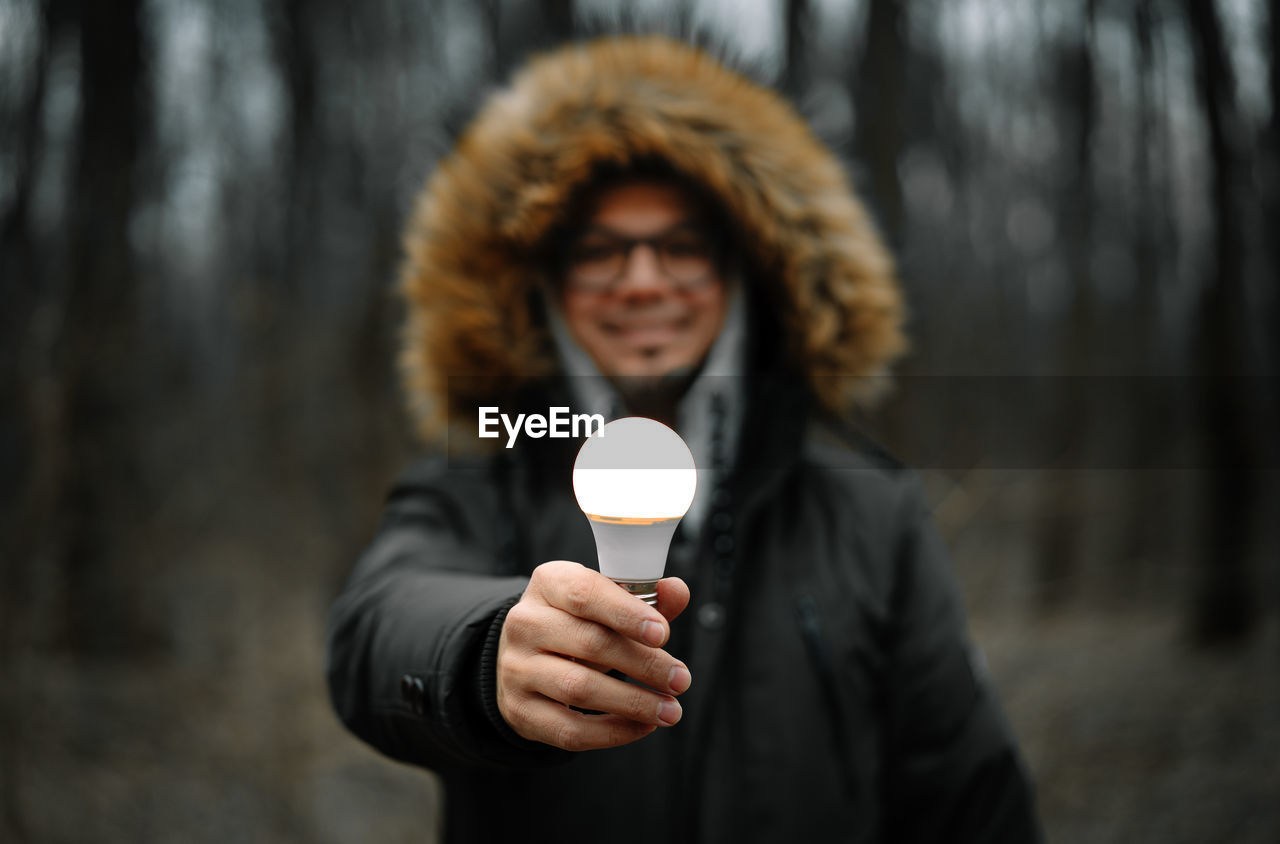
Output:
[400, 35, 906, 441]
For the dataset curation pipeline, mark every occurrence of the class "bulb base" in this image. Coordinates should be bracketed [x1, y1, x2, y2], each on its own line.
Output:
[611, 578, 659, 607]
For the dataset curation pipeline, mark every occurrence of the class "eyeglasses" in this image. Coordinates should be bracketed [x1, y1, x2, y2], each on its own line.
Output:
[563, 224, 720, 293]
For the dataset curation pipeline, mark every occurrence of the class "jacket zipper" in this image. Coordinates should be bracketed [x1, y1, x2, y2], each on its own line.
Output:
[795, 592, 858, 798]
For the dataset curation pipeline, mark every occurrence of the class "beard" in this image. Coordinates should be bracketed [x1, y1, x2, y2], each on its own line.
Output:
[609, 361, 702, 423]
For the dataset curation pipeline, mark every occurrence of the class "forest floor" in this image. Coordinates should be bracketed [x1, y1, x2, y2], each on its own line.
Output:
[980, 610, 1280, 843]
[8, 603, 1277, 843]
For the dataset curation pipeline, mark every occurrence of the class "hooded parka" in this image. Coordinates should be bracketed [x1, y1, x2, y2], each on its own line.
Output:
[326, 36, 1040, 843]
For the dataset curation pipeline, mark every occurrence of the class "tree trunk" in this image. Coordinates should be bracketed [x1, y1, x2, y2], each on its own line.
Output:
[1035, 0, 1097, 613]
[58, 0, 155, 654]
[1116, 0, 1164, 598]
[1, 4, 66, 834]
[485, 0, 575, 85]
[1266, 0, 1280, 393]
[781, 0, 810, 99]
[854, 0, 906, 249]
[1184, 0, 1258, 645]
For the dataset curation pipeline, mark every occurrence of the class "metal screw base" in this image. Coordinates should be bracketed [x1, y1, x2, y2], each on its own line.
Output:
[612, 578, 659, 606]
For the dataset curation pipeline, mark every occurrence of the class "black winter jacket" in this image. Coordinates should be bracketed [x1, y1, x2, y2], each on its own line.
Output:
[326, 378, 1041, 843]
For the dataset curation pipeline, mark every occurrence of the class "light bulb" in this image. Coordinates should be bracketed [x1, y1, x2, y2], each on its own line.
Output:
[572, 417, 697, 606]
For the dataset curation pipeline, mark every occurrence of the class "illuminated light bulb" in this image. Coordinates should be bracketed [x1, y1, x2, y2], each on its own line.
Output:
[573, 417, 697, 606]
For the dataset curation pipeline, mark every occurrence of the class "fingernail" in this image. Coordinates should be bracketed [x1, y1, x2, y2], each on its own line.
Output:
[668, 664, 692, 694]
[641, 620, 665, 647]
[658, 697, 682, 726]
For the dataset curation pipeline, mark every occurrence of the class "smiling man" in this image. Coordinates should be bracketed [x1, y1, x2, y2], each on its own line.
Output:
[554, 176, 732, 428]
[560, 179, 728, 377]
[326, 36, 1041, 844]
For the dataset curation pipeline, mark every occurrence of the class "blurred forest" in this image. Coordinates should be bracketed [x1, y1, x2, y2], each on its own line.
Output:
[2, 0, 1277, 841]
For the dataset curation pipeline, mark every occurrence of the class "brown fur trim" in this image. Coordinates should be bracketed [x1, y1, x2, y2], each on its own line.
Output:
[400, 36, 907, 442]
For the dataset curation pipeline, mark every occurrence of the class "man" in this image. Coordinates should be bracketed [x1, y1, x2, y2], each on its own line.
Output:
[327, 36, 1041, 842]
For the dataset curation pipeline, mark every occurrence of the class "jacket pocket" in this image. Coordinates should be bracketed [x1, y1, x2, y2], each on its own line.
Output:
[795, 592, 858, 798]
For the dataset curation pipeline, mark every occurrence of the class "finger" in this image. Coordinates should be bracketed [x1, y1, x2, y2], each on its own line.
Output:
[558, 615, 691, 694]
[654, 577, 691, 624]
[508, 693, 659, 751]
[526, 653, 683, 728]
[570, 656, 612, 674]
[537, 562, 670, 648]
[511, 602, 689, 695]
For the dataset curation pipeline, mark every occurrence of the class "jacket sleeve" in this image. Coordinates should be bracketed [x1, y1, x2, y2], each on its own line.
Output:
[881, 477, 1042, 843]
[325, 457, 570, 772]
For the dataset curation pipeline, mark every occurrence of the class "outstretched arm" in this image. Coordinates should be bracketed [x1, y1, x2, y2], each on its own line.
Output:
[326, 459, 691, 773]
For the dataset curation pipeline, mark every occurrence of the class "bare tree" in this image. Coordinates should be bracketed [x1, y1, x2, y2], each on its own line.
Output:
[1035, 0, 1097, 612]
[780, 0, 811, 98]
[484, 0, 576, 84]
[1117, 0, 1165, 594]
[0, 6, 65, 839]
[52, 0, 157, 654]
[268, 0, 321, 297]
[1266, 1, 1280, 392]
[853, 0, 906, 249]
[1184, 0, 1259, 645]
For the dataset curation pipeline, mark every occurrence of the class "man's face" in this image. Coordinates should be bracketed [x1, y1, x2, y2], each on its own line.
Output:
[558, 180, 728, 379]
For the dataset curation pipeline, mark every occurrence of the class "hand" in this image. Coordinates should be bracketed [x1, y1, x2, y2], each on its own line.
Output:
[496, 560, 693, 751]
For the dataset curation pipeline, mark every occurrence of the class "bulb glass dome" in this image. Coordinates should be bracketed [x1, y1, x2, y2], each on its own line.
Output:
[572, 417, 697, 520]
